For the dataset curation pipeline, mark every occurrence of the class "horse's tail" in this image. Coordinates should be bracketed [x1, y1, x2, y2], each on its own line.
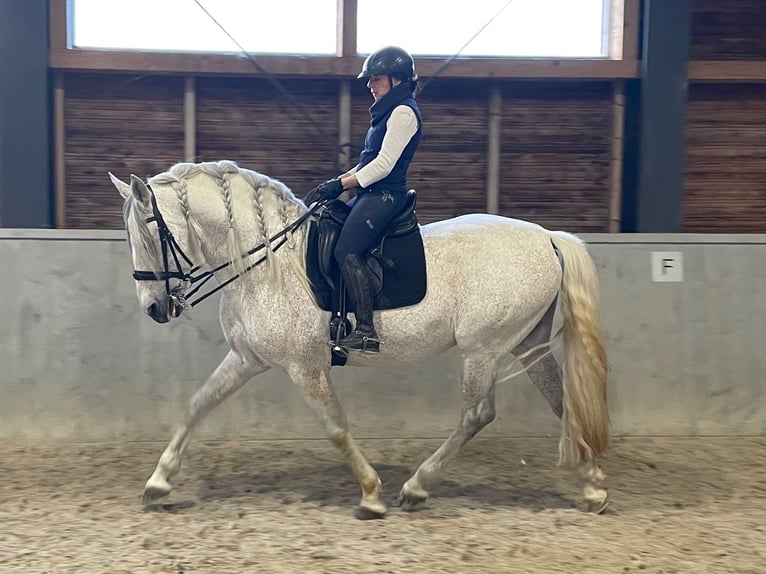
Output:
[548, 231, 609, 467]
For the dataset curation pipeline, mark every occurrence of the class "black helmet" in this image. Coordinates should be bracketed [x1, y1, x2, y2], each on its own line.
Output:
[357, 46, 416, 80]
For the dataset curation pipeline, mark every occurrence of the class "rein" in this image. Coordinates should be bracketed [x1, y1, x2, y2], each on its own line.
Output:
[132, 185, 326, 309]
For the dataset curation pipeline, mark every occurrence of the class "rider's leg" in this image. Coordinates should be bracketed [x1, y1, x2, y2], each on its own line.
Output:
[333, 190, 403, 352]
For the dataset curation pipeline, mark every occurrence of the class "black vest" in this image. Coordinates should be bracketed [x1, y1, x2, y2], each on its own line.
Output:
[358, 83, 422, 194]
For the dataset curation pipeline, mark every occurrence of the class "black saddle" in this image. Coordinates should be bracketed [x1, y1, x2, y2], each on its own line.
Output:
[305, 190, 428, 364]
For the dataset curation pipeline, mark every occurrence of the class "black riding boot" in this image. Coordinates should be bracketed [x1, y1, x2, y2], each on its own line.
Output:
[338, 254, 380, 353]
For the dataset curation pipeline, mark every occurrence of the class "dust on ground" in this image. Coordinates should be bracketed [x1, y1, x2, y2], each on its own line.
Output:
[1, 436, 764, 573]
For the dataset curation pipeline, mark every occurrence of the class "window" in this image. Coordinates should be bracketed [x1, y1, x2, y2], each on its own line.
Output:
[357, 0, 609, 58]
[71, 0, 612, 59]
[70, 0, 337, 54]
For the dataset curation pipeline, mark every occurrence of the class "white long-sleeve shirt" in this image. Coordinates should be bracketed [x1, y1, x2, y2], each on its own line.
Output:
[352, 105, 419, 189]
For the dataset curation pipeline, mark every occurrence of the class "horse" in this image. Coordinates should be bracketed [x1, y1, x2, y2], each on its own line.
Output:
[109, 159, 610, 518]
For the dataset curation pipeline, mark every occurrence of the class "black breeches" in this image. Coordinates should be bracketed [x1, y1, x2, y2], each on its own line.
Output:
[333, 190, 406, 265]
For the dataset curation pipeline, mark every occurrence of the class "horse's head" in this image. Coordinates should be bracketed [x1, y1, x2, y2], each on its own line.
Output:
[110, 172, 193, 323]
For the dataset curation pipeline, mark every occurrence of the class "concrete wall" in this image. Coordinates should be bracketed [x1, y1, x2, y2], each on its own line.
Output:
[1, 230, 764, 441]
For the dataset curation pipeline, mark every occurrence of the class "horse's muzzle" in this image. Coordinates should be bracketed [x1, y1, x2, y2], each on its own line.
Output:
[146, 299, 184, 323]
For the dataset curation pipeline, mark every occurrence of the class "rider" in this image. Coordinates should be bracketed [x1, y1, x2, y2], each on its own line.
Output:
[305, 46, 423, 353]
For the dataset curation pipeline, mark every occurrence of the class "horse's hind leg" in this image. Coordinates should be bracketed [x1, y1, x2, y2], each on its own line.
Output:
[513, 298, 563, 418]
[143, 350, 265, 504]
[513, 298, 609, 513]
[397, 351, 498, 510]
[289, 365, 386, 519]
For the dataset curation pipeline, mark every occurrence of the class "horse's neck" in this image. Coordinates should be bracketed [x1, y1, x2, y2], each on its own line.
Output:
[186, 182, 309, 296]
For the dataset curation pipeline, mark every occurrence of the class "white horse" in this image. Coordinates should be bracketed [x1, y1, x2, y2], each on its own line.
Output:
[109, 160, 610, 518]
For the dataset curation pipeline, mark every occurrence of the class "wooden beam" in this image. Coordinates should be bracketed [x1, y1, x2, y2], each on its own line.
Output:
[336, 0, 357, 57]
[338, 80, 352, 172]
[621, 0, 640, 63]
[53, 71, 66, 228]
[608, 81, 625, 233]
[183, 76, 196, 162]
[48, 0, 68, 53]
[49, 49, 641, 79]
[49, 50, 359, 76]
[607, 0, 640, 62]
[687, 61, 766, 82]
[486, 84, 502, 215]
[607, 0, 624, 59]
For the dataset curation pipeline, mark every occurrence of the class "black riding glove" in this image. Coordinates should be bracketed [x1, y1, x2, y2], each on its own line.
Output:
[304, 178, 344, 206]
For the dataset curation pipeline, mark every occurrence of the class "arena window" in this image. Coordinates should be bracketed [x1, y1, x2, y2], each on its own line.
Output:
[70, 0, 338, 54]
[71, 0, 613, 60]
[357, 0, 610, 59]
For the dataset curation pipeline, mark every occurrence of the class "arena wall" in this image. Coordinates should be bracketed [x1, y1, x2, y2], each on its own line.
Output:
[1, 230, 764, 441]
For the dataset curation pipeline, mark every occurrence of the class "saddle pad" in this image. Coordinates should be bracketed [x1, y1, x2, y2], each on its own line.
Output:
[306, 221, 427, 312]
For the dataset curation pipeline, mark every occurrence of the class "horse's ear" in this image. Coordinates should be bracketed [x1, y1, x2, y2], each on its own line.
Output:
[109, 172, 131, 199]
[129, 174, 153, 209]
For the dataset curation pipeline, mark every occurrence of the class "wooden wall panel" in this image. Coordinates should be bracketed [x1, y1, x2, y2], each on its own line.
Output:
[58, 75, 764, 234]
[196, 78, 338, 199]
[499, 82, 613, 232]
[691, 0, 766, 60]
[683, 84, 766, 232]
[63, 73, 185, 228]
[350, 79, 489, 225]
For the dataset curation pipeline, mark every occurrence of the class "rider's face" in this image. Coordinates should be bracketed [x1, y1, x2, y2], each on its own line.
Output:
[367, 74, 401, 102]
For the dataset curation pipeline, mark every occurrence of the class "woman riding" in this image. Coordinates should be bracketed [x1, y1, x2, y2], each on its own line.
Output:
[305, 46, 423, 353]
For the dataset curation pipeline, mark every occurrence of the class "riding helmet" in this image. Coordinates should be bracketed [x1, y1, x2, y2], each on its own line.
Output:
[357, 46, 416, 80]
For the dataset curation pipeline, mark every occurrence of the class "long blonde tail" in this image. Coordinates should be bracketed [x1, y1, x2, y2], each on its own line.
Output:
[549, 231, 609, 467]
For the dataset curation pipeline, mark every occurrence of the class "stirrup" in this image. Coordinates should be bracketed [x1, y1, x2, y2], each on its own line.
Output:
[339, 330, 380, 353]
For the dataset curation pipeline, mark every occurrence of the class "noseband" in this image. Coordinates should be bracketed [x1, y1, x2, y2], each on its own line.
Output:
[131, 184, 324, 309]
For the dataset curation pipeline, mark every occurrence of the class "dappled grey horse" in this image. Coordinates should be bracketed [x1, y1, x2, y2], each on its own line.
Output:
[110, 160, 610, 518]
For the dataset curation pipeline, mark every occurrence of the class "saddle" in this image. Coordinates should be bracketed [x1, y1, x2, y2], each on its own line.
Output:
[305, 190, 428, 365]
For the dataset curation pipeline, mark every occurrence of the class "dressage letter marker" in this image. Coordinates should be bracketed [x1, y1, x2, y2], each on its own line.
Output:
[650, 251, 683, 282]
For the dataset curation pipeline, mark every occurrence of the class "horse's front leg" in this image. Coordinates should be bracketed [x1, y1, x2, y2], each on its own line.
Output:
[143, 349, 266, 504]
[289, 365, 386, 519]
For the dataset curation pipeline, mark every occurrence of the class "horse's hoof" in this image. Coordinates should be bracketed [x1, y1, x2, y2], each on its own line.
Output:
[142, 478, 172, 505]
[355, 506, 386, 520]
[395, 491, 428, 511]
[142, 486, 171, 505]
[587, 492, 610, 514]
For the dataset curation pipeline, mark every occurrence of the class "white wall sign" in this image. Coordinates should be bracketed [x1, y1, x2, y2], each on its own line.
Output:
[651, 251, 683, 282]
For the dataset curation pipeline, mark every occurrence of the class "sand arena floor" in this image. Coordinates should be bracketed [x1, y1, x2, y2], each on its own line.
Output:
[1, 436, 764, 573]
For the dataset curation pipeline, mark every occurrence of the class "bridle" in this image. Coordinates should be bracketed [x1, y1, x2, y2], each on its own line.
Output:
[130, 184, 326, 310]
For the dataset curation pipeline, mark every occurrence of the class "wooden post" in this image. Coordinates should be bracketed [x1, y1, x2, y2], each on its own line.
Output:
[338, 80, 352, 172]
[609, 81, 625, 233]
[486, 84, 502, 215]
[184, 76, 196, 162]
[336, 0, 357, 57]
[54, 71, 66, 228]
[621, 0, 641, 64]
[336, 1, 356, 174]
